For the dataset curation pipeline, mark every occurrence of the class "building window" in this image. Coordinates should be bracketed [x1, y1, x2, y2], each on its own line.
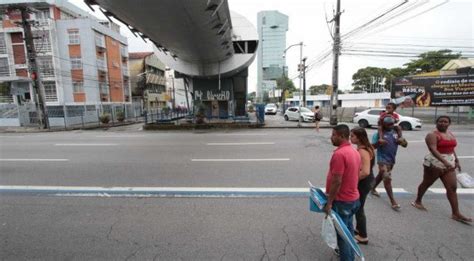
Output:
[0, 58, 9, 77]
[35, 9, 50, 20]
[73, 81, 84, 93]
[33, 31, 51, 53]
[68, 29, 80, 45]
[37, 56, 54, 78]
[95, 32, 105, 48]
[42, 81, 57, 102]
[0, 33, 6, 54]
[70, 57, 82, 69]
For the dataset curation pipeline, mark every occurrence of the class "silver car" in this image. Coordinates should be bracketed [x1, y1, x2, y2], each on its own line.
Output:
[265, 103, 277, 115]
[284, 107, 314, 122]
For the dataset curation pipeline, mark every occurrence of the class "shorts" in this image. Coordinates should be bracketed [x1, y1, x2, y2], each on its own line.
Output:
[423, 153, 455, 169]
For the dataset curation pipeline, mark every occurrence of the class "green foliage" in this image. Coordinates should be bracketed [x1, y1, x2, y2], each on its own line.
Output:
[404, 49, 461, 74]
[99, 113, 111, 124]
[262, 91, 270, 103]
[247, 104, 254, 112]
[351, 49, 463, 92]
[276, 76, 297, 101]
[247, 91, 256, 103]
[116, 110, 125, 122]
[194, 102, 206, 124]
[309, 84, 331, 95]
[352, 67, 390, 92]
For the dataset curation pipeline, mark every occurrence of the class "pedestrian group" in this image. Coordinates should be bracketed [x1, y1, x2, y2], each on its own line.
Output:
[323, 102, 471, 261]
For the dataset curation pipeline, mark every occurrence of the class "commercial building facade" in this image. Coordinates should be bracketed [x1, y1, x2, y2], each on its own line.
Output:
[257, 11, 288, 99]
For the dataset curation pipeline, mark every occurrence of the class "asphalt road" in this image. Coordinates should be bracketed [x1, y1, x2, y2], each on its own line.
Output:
[1, 126, 473, 260]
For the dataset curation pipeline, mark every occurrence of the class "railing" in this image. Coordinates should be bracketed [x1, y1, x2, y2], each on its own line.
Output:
[95, 34, 106, 49]
[144, 109, 189, 124]
[120, 46, 128, 57]
[122, 66, 129, 76]
[0, 95, 14, 104]
[99, 83, 109, 95]
[39, 67, 54, 78]
[97, 58, 107, 71]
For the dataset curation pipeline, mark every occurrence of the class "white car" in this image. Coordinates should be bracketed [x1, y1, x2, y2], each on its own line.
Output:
[353, 108, 422, 130]
[284, 107, 314, 122]
[265, 103, 277, 115]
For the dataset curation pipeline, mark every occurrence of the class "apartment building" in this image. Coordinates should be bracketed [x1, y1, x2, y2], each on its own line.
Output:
[129, 52, 167, 110]
[0, 0, 131, 107]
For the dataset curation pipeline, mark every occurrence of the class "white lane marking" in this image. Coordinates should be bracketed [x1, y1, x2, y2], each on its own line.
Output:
[54, 143, 118, 146]
[452, 132, 474, 135]
[0, 186, 414, 198]
[458, 156, 474, 159]
[0, 136, 25, 138]
[371, 188, 409, 193]
[0, 159, 69, 162]
[429, 188, 474, 194]
[95, 135, 145, 138]
[207, 142, 275, 146]
[191, 158, 290, 162]
[0, 185, 308, 193]
[214, 133, 268, 136]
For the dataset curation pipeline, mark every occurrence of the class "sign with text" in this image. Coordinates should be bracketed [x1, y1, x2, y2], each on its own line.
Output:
[391, 75, 474, 107]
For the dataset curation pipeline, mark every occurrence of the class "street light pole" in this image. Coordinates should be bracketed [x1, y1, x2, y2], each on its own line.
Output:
[283, 42, 304, 127]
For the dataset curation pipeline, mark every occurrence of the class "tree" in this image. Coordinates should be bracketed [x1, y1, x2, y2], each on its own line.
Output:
[247, 91, 256, 103]
[404, 49, 461, 74]
[352, 67, 390, 92]
[309, 84, 331, 95]
[276, 76, 297, 102]
[351, 49, 464, 92]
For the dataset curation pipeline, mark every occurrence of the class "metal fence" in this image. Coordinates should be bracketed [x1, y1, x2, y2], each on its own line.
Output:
[0, 103, 144, 129]
[143, 108, 254, 125]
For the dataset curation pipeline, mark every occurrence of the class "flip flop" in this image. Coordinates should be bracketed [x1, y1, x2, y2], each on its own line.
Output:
[371, 190, 380, 197]
[411, 201, 427, 211]
[391, 204, 401, 211]
[452, 215, 473, 225]
[354, 235, 369, 245]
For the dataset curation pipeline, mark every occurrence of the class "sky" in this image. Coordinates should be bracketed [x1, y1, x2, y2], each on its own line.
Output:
[70, 0, 473, 93]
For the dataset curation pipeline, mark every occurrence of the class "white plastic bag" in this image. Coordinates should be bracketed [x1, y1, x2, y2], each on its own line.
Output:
[457, 172, 473, 188]
[321, 216, 338, 250]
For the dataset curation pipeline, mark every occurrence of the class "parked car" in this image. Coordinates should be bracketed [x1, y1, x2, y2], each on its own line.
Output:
[265, 103, 277, 115]
[353, 108, 422, 130]
[284, 107, 314, 122]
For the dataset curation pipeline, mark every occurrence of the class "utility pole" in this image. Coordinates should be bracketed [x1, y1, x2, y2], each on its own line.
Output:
[298, 42, 303, 127]
[302, 57, 307, 107]
[329, 0, 341, 126]
[17, 6, 49, 129]
[171, 75, 176, 110]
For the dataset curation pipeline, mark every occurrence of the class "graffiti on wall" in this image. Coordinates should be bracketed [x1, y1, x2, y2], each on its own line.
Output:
[195, 90, 231, 101]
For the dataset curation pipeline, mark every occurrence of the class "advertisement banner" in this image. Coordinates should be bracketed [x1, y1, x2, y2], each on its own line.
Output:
[391, 75, 474, 107]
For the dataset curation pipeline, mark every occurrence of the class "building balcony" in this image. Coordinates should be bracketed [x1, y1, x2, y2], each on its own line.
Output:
[122, 66, 129, 77]
[120, 46, 128, 58]
[99, 83, 109, 95]
[97, 58, 107, 72]
[95, 35, 106, 50]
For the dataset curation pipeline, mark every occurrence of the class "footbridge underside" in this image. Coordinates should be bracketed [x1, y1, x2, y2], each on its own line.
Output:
[86, 0, 258, 117]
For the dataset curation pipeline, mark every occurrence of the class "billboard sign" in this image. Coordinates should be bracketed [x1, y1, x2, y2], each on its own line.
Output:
[391, 75, 474, 107]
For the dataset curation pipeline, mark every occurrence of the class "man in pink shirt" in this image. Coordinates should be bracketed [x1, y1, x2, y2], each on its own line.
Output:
[324, 124, 361, 261]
